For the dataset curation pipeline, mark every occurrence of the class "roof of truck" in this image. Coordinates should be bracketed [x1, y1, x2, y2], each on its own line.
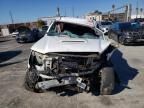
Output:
[55, 17, 95, 27]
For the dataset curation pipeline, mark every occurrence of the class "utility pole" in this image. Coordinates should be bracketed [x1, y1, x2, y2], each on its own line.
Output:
[140, 8, 143, 18]
[125, 5, 129, 22]
[112, 4, 115, 21]
[129, 4, 132, 21]
[9, 10, 15, 30]
[64, 8, 67, 17]
[72, 7, 75, 17]
[9, 11, 14, 24]
[56, 7, 60, 17]
[136, 0, 139, 18]
[108, 11, 110, 20]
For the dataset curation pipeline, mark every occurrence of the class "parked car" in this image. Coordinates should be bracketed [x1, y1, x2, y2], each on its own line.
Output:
[31, 28, 40, 40]
[97, 21, 112, 35]
[24, 17, 116, 95]
[11, 30, 19, 37]
[39, 25, 49, 37]
[16, 26, 37, 43]
[131, 18, 144, 26]
[108, 22, 144, 45]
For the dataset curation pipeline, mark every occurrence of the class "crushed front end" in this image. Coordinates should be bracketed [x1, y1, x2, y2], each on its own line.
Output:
[27, 51, 103, 92]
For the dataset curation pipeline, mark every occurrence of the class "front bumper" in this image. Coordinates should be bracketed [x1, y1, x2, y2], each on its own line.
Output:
[16, 37, 28, 42]
[125, 35, 144, 43]
[36, 74, 91, 91]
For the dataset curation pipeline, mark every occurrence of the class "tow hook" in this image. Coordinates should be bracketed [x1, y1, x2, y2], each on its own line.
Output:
[76, 77, 90, 92]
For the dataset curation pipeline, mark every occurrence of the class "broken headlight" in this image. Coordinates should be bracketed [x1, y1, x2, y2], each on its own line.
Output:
[31, 51, 44, 65]
[31, 51, 57, 70]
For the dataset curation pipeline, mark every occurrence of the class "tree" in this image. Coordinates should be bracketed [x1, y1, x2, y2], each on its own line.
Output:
[94, 10, 102, 14]
[136, 7, 139, 18]
[112, 4, 115, 12]
[112, 4, 115, 21]
[37, 20, 46, 28]
[140, 8, 143, 18]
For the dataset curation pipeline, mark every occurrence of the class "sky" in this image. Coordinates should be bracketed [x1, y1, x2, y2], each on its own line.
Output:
[0, 0, 144, 24]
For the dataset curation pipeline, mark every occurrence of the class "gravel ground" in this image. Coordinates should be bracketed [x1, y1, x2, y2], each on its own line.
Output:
[0, 38, 144, 108]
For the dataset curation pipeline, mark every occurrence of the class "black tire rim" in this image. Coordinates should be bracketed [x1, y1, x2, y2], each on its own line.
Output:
[119, 36, 125, 44]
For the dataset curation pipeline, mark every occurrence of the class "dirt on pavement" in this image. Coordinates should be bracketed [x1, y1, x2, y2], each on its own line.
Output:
[0, 39, 144, 108]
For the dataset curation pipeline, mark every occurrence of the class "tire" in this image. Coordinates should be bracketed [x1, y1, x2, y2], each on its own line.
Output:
[108, 32, 112, 39]
[100, 67, 115, 95]
[119, 36, 125, 45]
[24, 68, 41, 92]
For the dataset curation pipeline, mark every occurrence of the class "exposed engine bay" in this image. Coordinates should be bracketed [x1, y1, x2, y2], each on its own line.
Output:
[32, 52, 101, 75]
[29, 52, 102, 91]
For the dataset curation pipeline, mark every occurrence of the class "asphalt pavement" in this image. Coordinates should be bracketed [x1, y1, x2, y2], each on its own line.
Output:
[0, 38, 144, 108]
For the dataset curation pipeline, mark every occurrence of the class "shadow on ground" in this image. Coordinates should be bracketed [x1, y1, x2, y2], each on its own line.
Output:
[0, 39, 11, 43]
[111, 49, 139, 94]
[48, 86, 79, 96]
[0, 58, 27, 68]
[125, 41, 144, 46]
[0, 50, 22, 63]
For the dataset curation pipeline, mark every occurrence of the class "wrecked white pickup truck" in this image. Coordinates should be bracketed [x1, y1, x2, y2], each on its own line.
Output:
[24, 17, 116, 95]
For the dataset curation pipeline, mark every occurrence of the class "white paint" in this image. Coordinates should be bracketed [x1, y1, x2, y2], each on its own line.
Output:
[31, 36, 110, 54]
[55, 17, 95, 27]
[31, 17, 111, 55]
[131, 14, 144, 19]
[1, 28, 9, 36]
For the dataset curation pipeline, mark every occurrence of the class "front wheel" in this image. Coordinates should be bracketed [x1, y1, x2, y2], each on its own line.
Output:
[24, 68, 41, 92]
[118, 36, 125, 45]
[108, 32, 112, 39]
[100, 67, 115, 95]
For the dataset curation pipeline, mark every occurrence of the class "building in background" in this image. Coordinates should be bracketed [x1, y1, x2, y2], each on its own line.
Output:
[0, 21, 37, 36]
[0, 25, 9, 36]
[85, 12, 102, 21]
[85, 4, 133, 22]
[102, 13, 125, 22]
[0, 26, 2, 36]
[85, 12, 125, 22]
[131, 14, 144, 19]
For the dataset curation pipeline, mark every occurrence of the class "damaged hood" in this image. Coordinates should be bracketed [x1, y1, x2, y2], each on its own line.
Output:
[31, 35, 111, 54]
